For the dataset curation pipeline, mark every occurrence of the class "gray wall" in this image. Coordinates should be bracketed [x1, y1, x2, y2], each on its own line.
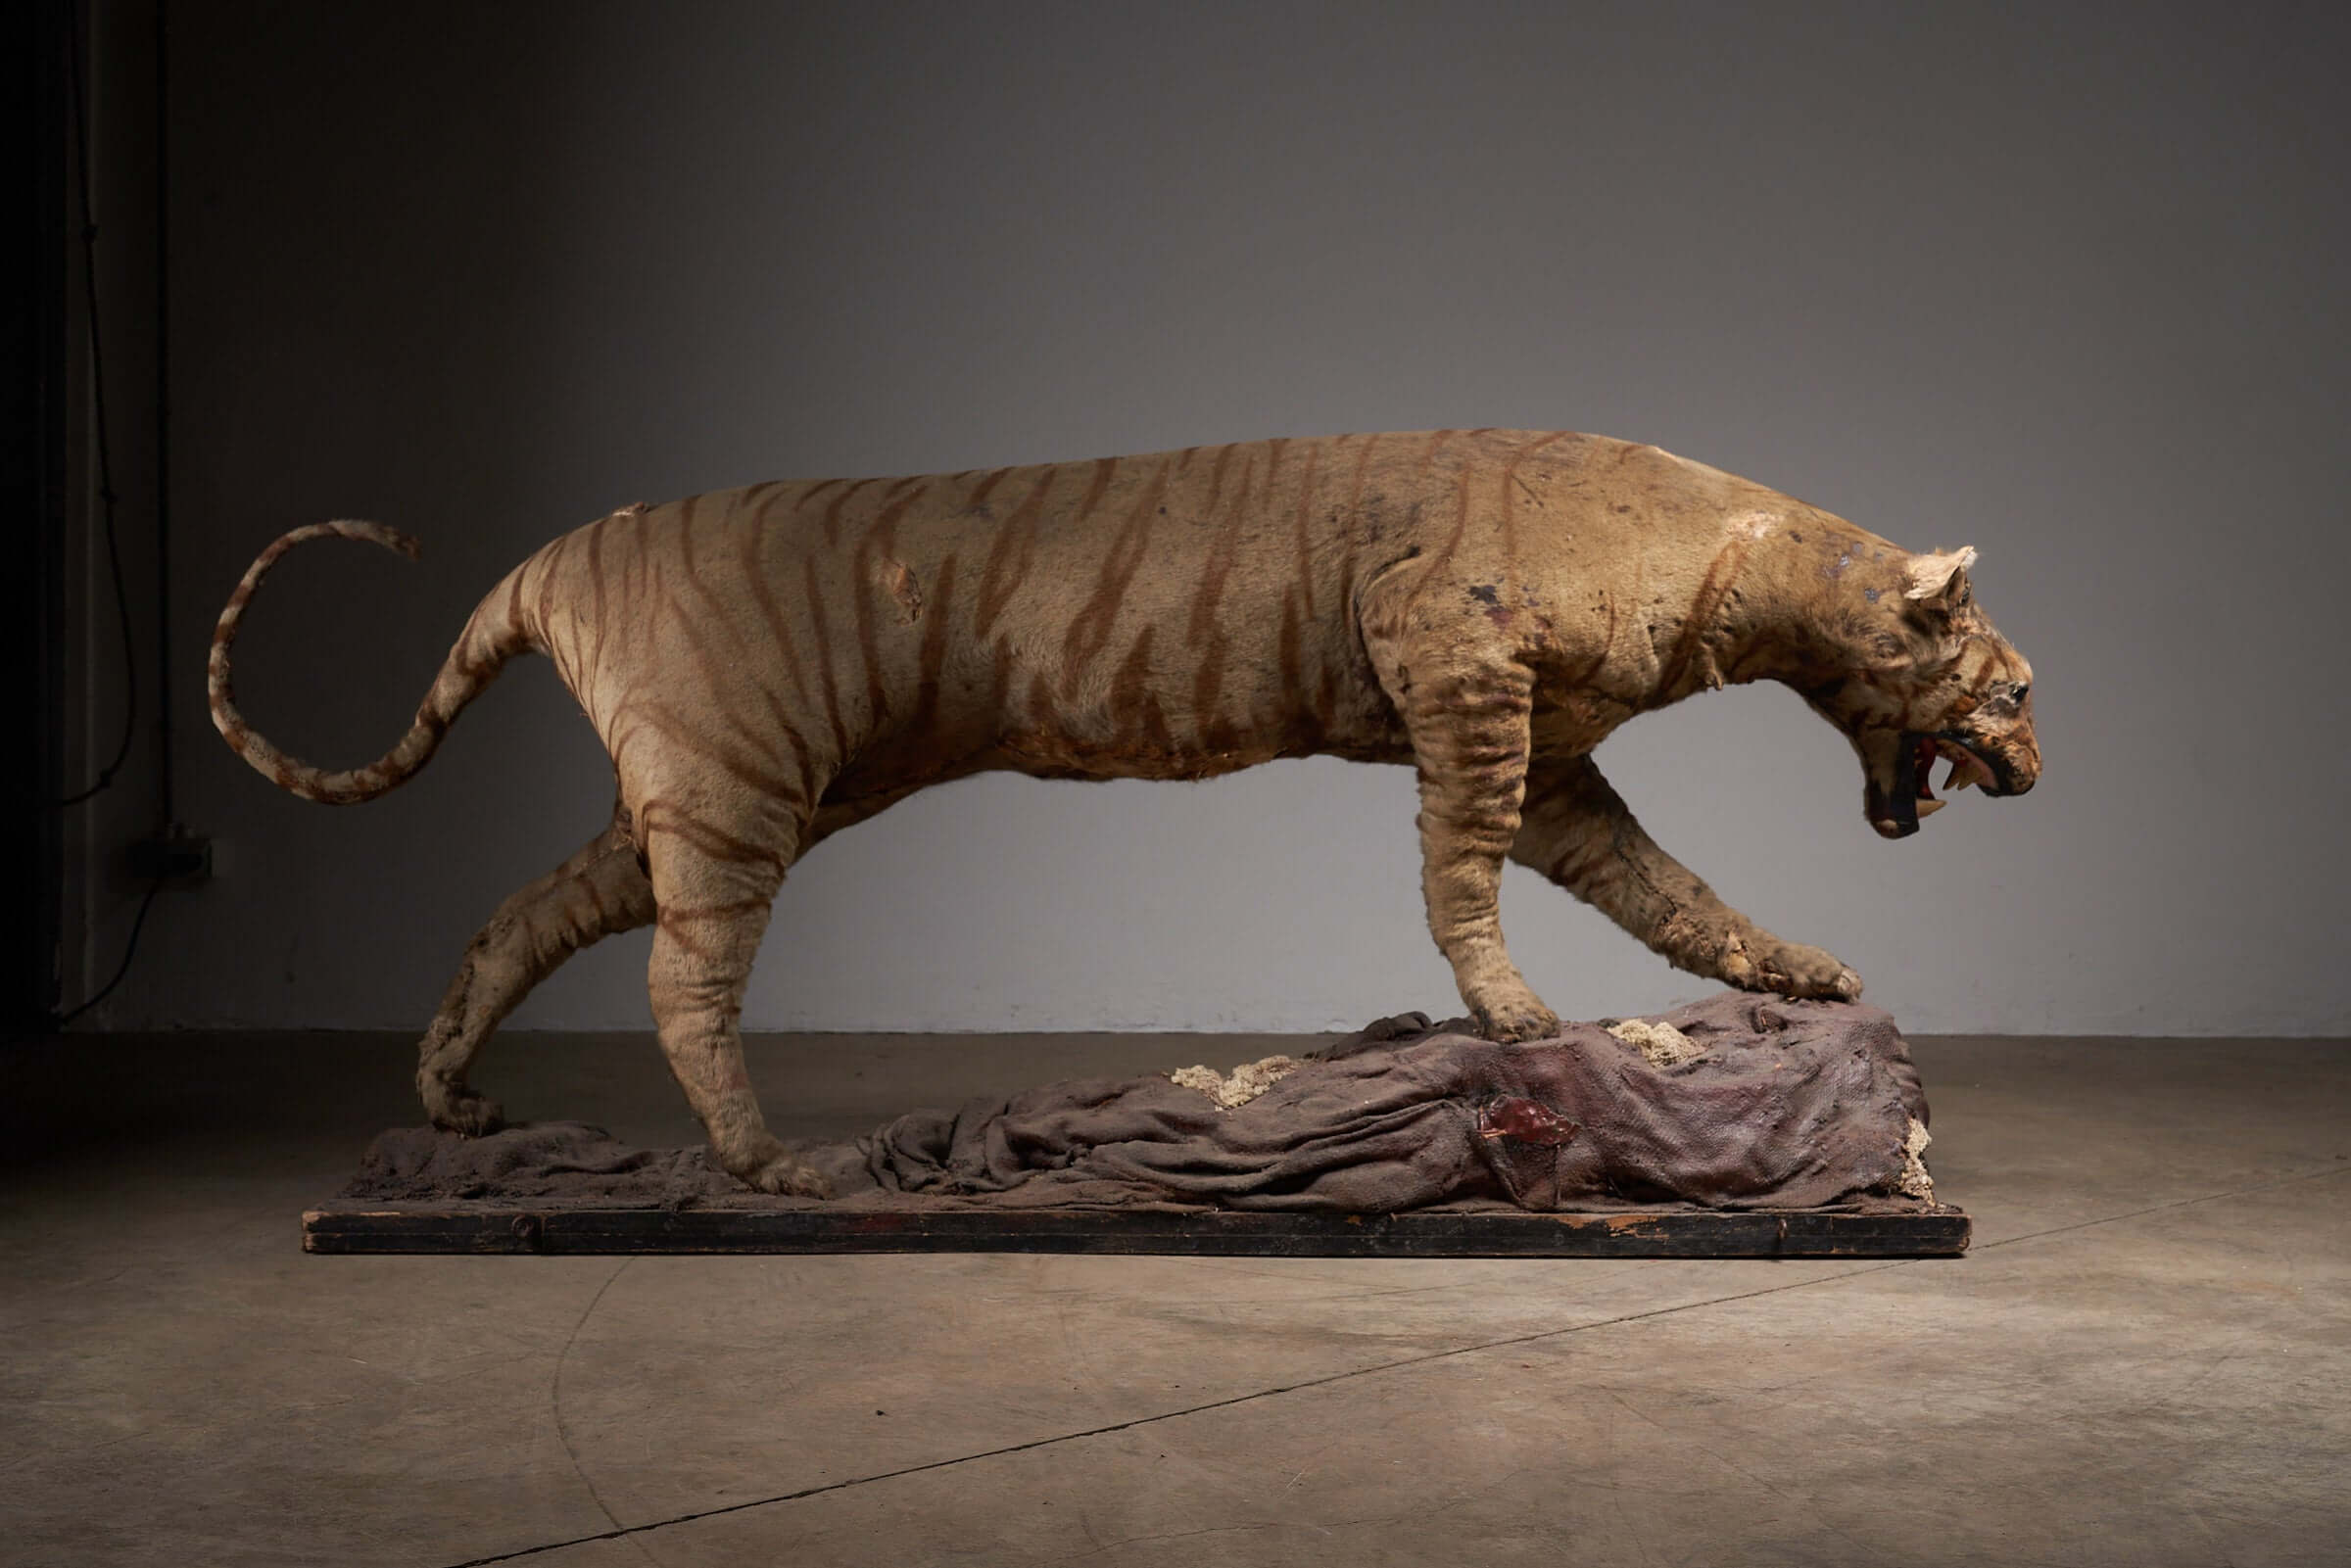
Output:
[78, 1, 2349, 1035]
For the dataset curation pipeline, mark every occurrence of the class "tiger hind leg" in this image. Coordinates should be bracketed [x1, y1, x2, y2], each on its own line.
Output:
[414, 810, 656, 1135]
[637, 800, 825, 1197]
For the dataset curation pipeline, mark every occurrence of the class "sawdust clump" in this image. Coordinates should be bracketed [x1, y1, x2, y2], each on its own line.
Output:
[1168, 1056, 1304, 1110]
[1895, 1117, 1935, 1200]
[1607, 1018, 1706, 1069]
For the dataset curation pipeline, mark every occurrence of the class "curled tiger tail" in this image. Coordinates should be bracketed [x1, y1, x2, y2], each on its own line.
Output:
[208, 520, 540, 805]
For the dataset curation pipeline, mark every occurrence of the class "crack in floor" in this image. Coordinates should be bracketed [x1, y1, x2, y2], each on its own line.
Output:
[1967, 1162, 2348, 1252]
[437, 1159, 2351, 1567]
[548, 1259, 644, 1557]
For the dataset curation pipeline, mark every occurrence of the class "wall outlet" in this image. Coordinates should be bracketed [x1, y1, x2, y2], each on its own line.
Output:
[130, 829, 213, 883]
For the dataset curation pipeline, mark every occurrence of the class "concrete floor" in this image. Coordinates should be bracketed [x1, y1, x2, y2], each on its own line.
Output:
[2, 1025, 2345, 1568]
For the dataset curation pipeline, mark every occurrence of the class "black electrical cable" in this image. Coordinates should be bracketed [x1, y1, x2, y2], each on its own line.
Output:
[54, 876, 166, 1027]
[53, 11, 176, 1032]
[153, 0, 173, 830]
[44, 11, 140, 812]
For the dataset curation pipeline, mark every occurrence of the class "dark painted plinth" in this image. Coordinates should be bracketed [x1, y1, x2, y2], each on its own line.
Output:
[302, 1203, 1969, 1258]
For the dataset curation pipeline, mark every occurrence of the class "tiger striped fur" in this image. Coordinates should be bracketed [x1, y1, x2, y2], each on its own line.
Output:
[210, 430, 2040, 1195]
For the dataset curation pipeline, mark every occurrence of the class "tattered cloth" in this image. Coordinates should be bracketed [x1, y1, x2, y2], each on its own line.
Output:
[341, 992, 1931, 1213]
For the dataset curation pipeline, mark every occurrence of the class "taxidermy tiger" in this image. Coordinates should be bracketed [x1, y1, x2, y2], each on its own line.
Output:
[211, 429, 2040, 1195]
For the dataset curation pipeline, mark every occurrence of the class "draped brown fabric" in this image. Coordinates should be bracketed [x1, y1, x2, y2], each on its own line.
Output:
[343, 992, 1931, 1213]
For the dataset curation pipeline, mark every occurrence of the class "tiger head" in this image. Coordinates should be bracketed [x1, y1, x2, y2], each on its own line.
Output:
[1800, 546, 2040, 839]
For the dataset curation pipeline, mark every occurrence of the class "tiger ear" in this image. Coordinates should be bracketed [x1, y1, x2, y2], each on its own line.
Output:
[1903, 546, 1978, 605]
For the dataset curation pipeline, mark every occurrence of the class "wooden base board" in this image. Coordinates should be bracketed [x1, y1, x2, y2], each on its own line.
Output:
[303, 1203, 1969, 1258]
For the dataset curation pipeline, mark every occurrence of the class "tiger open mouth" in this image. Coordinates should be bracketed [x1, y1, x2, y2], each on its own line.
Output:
[1871, 732, 2001, 838]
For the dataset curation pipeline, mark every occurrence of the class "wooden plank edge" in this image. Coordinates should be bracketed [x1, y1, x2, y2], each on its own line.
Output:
[302, 1205, 1970, 1259]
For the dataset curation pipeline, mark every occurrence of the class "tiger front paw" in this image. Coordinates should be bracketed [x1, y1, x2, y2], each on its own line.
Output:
[1471, 990, 1562, 1044]
[1729, 937, 1863, 1002]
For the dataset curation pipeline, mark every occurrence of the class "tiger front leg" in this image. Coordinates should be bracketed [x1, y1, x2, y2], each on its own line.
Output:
[1511, 756, 1863, 1001]
[1400, 659, 1559, 1043]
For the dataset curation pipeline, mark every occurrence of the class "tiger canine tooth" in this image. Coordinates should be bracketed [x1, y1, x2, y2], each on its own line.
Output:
[1914, 798, 1946, 818]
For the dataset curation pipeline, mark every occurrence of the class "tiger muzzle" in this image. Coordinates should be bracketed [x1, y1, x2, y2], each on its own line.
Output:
[1867, 726, 2033, 837]
[1939, 729, 2034, 797]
